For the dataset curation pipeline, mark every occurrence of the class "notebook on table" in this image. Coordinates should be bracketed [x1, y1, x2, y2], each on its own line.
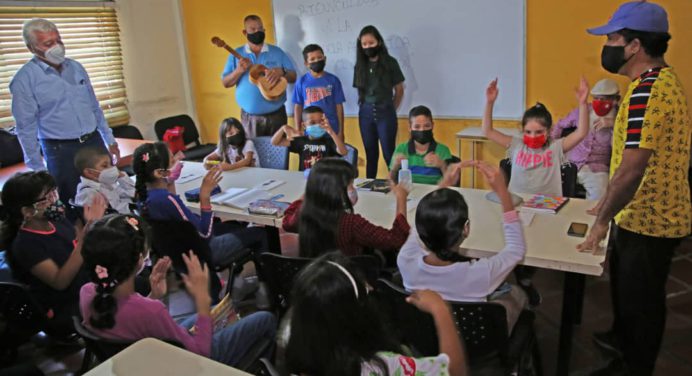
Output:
[521, 194, 570, 214]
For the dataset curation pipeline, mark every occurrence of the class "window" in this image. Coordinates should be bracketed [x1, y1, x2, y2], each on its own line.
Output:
[0, 5, 129, 129]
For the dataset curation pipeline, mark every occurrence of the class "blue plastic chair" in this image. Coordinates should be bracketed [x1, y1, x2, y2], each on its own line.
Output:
[253, 137, 289, 170]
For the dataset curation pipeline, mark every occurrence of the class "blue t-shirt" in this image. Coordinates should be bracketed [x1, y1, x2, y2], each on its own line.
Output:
[222, 44, 295, 115]
[292, 71, 346, 134]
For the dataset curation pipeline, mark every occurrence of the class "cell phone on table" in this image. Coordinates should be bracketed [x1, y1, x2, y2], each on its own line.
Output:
[567, 222, 588, 238]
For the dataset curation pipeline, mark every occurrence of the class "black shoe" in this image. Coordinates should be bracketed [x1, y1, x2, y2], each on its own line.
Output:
[593, 330, 623, 357]
[518, 283, 542, 307]
[589, 359, 627, 376]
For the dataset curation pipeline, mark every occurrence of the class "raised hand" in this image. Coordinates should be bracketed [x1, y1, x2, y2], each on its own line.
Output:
[149, 256, 172, 300]
[486, 78, 499, 104]
[84, 193, 107, 223]
[576, 76, 590, 105]
[181, 251, 210, 304]
[200, 168, 222, 199]
[475, 161, 507, 193]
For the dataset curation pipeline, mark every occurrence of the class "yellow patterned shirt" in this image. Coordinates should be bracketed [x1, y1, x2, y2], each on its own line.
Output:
[610, 67, 691, 238]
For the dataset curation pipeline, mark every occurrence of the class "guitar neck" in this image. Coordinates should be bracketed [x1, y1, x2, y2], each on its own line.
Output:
[222, 44, 244, 60]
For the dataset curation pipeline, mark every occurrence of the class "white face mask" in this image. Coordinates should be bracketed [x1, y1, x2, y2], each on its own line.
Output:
[42, 44, 65, 65]
[98, 166, 120, 186]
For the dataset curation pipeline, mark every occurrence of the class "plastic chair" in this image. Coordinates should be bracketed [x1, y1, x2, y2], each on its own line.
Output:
[0, 282, 48, 364]
[111, 125, 143, 140]
[154, 115, 216, 161]
[375, 279, 543, 375]
[253, 136, 289, 170]
[499, 158, 579, 198]
[256, 358, 280, 376]
[257, 253, 311, 317]
[341, 143, 359, 176]
[72, 316, 183, 373]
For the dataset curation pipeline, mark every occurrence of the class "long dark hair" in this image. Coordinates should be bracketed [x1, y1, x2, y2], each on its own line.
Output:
[0, 171, 56, 267]
[81, 214, 150, 329]
[416, 188, 469, 262]
[217, 117, 247, 163]
[286, 252, 399, 376]
[353, 25, 390, 100]
[298, 158, 355, 258]
[132, 142, 171, 215]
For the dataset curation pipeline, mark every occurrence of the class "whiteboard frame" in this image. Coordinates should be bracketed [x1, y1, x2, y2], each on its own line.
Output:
[270, 0, 526, 121]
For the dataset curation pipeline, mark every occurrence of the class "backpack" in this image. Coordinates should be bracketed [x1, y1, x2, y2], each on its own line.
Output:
[0, 127, 24, 167]
[162, 126, 186, 154]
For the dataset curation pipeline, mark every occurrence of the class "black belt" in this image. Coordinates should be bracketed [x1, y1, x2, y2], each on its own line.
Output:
[42, 130, 98, 144]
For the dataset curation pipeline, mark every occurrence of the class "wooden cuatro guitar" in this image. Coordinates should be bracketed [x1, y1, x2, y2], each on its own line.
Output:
[211, 36, 288, 101]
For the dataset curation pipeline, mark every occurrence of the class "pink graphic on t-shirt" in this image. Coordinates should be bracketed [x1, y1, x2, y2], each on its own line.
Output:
[398, 356, 416, 376]
[305, 86, 333, 106]
[515, 149, 554, 169]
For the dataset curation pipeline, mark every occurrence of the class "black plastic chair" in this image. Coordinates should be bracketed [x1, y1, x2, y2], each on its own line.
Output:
[253, 136, 289, 170]
[154, 115, 216, 161]
[112, 125, 144, 140]
[72, 316, 184, 373]
[500, 158, 579, 199]
[257, 253, 311, 318]
[375, 279, 543, 375]
[147, 219, 253, 301]
[256, 358, 280, 376]
[0, 282, 48, 365]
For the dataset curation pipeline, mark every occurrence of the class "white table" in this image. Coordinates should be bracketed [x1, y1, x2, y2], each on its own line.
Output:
[456, 127, 522, 188]
[85, 338, 251, 376]
[175, 163, 606, 375]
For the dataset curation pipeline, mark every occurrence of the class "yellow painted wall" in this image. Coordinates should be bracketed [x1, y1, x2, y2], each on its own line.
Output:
[180, 0, 692, 187]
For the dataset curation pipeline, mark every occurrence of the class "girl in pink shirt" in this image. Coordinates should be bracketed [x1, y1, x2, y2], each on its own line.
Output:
[79, 214, 276, 367]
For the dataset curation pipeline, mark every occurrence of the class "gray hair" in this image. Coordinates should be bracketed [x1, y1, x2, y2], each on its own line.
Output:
[22, 18, 58, 47]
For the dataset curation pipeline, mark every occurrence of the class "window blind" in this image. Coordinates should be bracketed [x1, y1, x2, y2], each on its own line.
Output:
[0, 6, 129, 129]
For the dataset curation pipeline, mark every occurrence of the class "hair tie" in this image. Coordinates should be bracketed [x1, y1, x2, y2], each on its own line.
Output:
[95, 265, 109, 279]
[327, 261, 359, 299]
[141, 152, 150, 162]
[125, 217, 139, 231]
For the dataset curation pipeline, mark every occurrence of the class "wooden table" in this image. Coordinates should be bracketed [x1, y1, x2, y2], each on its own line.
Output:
[456, 127, 522, 188]
[84, 338, 251, 376]
[0, 138, 150, 192]
[176, 162, 605, 375]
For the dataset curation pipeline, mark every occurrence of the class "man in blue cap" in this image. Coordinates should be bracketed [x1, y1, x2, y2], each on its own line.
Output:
[580, 2, 691, 375]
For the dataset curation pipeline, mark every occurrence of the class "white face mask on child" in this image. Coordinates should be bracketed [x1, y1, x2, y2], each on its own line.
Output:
[98, 166, 120, 186]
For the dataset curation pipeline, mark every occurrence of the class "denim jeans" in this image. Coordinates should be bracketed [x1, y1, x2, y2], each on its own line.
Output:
[358, 102, 398, 178]
[40, 132, 108, 204]
[179, 311, 276, 367]
[209, 226, 269, 267]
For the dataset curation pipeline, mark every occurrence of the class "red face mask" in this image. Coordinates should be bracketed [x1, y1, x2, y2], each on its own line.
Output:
[523, 134, 547, 149]
[592, 99, 615, 117]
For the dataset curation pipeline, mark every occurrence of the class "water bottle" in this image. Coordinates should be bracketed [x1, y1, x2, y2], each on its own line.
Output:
[398, 159, 413, 192]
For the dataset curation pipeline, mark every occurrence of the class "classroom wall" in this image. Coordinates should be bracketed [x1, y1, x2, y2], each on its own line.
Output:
[179, 0, 692, 186]
[116, 0, 194, 140]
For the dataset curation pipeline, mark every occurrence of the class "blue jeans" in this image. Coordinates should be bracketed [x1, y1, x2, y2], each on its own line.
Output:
[40, 132, 108, 204]
[209, 226, 269, 267]
[179, 311, 276, 366]
[358, 102, 398, 179]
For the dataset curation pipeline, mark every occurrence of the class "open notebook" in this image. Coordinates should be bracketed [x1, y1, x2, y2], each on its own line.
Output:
[211, 187, 272, 209]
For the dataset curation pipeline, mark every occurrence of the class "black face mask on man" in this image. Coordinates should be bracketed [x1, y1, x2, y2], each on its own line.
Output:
[601, 43, 635, 74]
[247, 30, 265, 45]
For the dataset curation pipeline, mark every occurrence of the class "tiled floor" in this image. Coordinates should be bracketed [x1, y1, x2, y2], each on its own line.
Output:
[10, 235, 692, 375]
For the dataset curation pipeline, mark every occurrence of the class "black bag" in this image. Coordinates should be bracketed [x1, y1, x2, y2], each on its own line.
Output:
[0, 127, 24, 168]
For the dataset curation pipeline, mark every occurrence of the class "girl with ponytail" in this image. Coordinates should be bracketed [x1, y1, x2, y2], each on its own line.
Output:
[79, 214, 276, 367]
[132, 142, 269, 267]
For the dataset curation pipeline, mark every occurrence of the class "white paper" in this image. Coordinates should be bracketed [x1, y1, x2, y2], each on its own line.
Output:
[210, 188, 247, 205]
[176, 172, 203, 184]
[519, 211, 536, 226]
[217, 188, 271, 209]
[253, 179, 285, 191]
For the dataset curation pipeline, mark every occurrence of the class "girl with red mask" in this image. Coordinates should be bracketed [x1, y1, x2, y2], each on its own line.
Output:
[479, 77, 590, 307]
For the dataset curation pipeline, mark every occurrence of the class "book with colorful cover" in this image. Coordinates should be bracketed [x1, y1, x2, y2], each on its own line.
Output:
[356, 179, 391, 194]
[522, 194, 570, 214]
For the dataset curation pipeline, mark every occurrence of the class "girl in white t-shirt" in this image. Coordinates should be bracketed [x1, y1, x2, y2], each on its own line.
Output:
[203, 117, 261, 170]
[481, 78, 590, 196]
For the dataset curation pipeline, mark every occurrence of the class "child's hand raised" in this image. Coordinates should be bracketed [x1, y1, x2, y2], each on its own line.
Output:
[389, 180, 410, 198]
[575, 76, 590, 105]
[406, 289, 448, 315]
[486, 78, 499, 104]
[181, 251, 210, 305]
[475, 161, 507, 193]
[319, 115, 335, 135]
[149, 256, 172, 300]
[200, 168, 222, 198]
[438, 160, 476, 188]
[84, 193, 107, 223]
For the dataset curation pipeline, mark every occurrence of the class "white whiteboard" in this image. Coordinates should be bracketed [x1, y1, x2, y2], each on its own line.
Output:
[272, 0, 525, 119]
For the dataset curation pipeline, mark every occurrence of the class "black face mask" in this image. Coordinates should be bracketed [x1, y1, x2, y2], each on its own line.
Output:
[227, 135, 244, 147]
[601, 45, 633, 74]
[309, 59, 326, 73]
[411, 129, 433, 144]
[363, 45, 380, 58]
[247, 31, 265, 45]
